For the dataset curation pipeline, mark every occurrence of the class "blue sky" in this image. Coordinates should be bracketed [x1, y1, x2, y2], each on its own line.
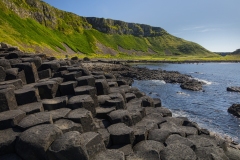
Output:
[43, 0, 240, 52]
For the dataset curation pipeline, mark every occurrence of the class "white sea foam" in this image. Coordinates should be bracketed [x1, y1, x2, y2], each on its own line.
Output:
[192, 78, 212, 85]
[151, 80, 166, 84]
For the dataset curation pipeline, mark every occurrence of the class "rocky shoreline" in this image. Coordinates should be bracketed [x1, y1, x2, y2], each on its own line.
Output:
[0, 47, 240, 159]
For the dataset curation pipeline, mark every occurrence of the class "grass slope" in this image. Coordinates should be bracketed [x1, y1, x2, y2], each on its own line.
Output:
[0, 0, 214, 59]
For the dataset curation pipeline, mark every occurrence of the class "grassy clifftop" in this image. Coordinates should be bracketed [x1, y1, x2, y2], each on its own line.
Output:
[0, 0, 213, 57]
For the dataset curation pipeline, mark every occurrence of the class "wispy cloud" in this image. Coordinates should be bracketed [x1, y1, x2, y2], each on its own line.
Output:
[181, 25, 221, 33]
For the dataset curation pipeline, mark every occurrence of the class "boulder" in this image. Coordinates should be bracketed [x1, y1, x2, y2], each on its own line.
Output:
[0, 88, 18, 112]
[228, 104, 240, 117]
[0, 128, 21, 155]
[48, 131, 89, 160]
[42, 96, 68, 111]
[107, 123, 135, 145]
[160, 143, 197, 160]
[18, 102, 44, 115]
[68, 95, 96, 116]
[54, 119, 83, 133]
[34, 81, 59, 99]
[14, 87, 40, 105]
[15, 124, 62, 160]
[153, 98, 162, 107]
[140, 96, 154, 107]
[67, 108, 97, 132]
[0, 110, 26, 129]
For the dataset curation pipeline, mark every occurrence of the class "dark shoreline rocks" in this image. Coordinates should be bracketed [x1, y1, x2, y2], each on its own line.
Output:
[228, 104, 240, 117]
[0, 48, 239, 160]
[82, 61, 204, 91]
[227, 86, 240, 92]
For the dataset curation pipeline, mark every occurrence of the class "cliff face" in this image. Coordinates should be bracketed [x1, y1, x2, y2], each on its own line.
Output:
[86, 17, 165, 37]
[0, 0, 212, 56]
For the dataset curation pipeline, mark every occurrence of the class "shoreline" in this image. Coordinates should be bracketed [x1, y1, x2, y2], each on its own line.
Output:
[0, 50, 240, 159]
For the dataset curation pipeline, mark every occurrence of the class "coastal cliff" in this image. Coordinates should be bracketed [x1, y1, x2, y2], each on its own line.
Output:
[0, 0, 212, 56]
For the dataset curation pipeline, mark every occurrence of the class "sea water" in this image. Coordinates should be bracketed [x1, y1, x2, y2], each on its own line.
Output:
[132, 63, 240, 143]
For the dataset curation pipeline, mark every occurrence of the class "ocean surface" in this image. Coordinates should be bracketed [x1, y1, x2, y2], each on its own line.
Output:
[132, 63, 240, 143]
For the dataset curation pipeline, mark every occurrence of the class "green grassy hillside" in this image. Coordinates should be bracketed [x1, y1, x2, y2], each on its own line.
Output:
[0, 0, 214, 58]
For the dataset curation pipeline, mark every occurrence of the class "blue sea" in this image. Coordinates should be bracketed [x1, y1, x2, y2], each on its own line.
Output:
[132, 63, 240, 143]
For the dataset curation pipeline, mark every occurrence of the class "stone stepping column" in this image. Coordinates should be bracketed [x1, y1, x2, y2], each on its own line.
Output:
[12, 62, 39, 84]
[34, 80, 59, 99]
[63, 71, 82, 81]
[0, 79, 23, 89]
[15, 124, 62, 160]
[5, 68, 26, 84]
[59, 81, 77, 96]
[18, 102, 44, 115]
[76, 75, 95, 87]
[54, 119, 83, 134]
[67, 108, 97, 132]
[0, 110, 26, 130]
[68, 95, 96, 116]
[0, 66, 6, 82]
[38, 69, 52, 79]
[42, 96, 68, 111]
[107, 123, 135, 146]
[108, 109, 133, 126]
[74, 85, 98, 107]
[0, 88, 18, 112]
[14, 87, 40, 106]
[95, 79, 110, 95]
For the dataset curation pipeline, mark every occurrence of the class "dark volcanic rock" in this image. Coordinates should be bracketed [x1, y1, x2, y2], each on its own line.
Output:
[15, 124, 62, 160]
[0, 88, 18, 112]
[228, 104, 240, 117]
[227, 86, 240, 92]
[0, 110, 26, 130]
[54, 119, 83, 133]
[180, 80, 203, 91]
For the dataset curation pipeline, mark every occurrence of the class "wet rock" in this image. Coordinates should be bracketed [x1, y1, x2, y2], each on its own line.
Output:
[180, 80, 203, 91]
[227, 86, 240, 92]
[160, 143, 197, 160]
[0, 110, 26, 129]
[228, 104, 240, 117]
[0, 88, 18, 112]
[15, 124, 62, 160]
[48, 131, 89, 160]
[54, 119, 83, 133]
[107, 123, 135, 145]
